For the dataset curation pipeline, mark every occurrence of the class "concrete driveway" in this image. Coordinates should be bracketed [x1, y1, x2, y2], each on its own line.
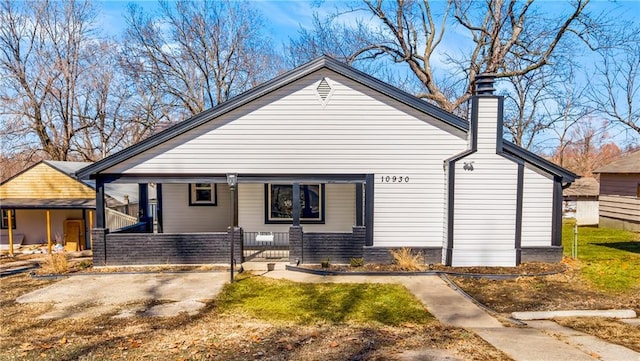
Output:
[16, 272, 229, 319]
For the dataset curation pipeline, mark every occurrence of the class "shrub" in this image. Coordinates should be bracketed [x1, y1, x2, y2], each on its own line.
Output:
[390, 248, 422, 271]
[350, 257, 364, 268]
[320, 258, 330, 268]
[41, 253, 69, 274]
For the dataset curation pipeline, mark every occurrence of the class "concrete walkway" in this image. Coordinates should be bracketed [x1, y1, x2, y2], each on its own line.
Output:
[263, 270, 640, 361]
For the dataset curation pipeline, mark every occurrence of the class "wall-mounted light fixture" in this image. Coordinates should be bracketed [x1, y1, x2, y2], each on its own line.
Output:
[226, 173, 238, 188]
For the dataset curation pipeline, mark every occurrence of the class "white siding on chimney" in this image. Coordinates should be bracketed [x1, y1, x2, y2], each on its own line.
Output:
[452, 155, 519, 266]
[521, 165, 554, 246]
[450, 95, 519, 267]
[476, 97, 500, 152]
[104, 70, 467, 247]
[162, 183, 231, 233]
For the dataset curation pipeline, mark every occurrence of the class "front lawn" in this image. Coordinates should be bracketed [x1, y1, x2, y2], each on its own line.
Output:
[217, 274, 433, 326]
[0, 273, 508, 361]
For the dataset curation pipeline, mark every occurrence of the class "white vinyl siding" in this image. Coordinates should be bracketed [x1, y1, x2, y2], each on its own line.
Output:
[104, 71, 467, 246]
[239, 183, 355, 233]
[521, 165, 554, 246]
[450, 98, 518, 267]
[476, 97, 500, 152]
[452, 155, 518, 266]
[162, 183, 230, 233]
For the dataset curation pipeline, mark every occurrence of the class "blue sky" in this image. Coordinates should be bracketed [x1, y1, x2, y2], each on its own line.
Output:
[97, 0, 640, 44]
[97, 0, 324, 42]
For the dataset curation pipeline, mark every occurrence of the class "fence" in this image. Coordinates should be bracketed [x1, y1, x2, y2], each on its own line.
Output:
[105, 208, 138, 231]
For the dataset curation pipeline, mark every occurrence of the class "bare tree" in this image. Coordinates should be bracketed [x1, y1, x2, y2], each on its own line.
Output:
[0, 0, 102, 161]
[502, 65, 558, 150]
[0, 0, 60, 159]
[289, 0, 594, 113]
[553, 118, 620, 177]
[0, 0, 159, 164]
[121, 0, 283, 125]
[588, 42, 640, 138]
[501, 61, 592, 153]
[546, 78, 592, 167]
[74, 40, 158, 160]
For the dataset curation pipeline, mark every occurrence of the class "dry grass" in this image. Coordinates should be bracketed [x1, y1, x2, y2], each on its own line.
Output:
[39, 253, 69, 274]
[390, 248, 422, 271]
[451, 259, 640, 353]
[0, 273, 509, 361]
[450, 260, 639, 314]
[555, 317, 640, 352]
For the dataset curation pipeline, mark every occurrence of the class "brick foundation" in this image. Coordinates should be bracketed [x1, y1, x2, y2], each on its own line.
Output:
[91, 228, 242, 266]
[363, 246, 442, 265]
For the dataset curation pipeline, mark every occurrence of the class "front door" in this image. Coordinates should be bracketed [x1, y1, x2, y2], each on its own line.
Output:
[64, 220, 84, 252]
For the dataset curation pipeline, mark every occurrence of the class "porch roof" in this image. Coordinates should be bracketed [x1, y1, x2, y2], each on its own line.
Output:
[0, 198, 95, 209]
[96, 173, 369, 184]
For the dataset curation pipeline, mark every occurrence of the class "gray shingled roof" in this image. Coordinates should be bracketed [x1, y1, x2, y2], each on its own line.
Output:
[563, 177, 599, 197]
[593, 150, 640, 174]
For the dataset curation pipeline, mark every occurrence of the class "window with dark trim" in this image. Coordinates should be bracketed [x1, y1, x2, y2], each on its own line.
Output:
[189, 183, 217, 206]
[1, 209, 16, 229]
[265, 184, 325, 224]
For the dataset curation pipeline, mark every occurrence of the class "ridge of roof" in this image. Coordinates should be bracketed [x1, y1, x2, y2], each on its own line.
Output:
[1, 160, 89, 186]
[77, 56, 468, 179]
[76, 56, 576, 183]
[593, 149, 640, 174]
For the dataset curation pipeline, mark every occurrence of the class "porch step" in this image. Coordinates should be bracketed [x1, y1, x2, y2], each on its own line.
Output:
[241, 261, 289, 272]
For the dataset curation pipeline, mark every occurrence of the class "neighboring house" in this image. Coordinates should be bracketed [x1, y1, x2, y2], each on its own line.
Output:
[0, 161, 142, 252]
[593, 150, 640, 231]
[77, 57, 576, 267]
[563, 177, 599, 226]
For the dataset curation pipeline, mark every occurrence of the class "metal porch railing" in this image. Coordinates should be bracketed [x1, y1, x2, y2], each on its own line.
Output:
[243, 231, 289, 260]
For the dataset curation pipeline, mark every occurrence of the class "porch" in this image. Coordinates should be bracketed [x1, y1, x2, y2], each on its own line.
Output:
[90, 174, 374, 267]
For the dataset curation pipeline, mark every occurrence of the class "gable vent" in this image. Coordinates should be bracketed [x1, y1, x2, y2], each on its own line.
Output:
[317, 78, 331, 101]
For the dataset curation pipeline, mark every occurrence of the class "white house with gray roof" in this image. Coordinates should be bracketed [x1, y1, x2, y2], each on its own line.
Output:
[77, 57, 576, 267]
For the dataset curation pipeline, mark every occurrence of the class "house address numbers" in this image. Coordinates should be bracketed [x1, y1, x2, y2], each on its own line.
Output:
[380, 175, 410, 183]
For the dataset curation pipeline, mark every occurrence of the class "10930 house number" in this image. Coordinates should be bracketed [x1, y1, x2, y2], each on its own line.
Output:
[381, 175, 410, 183]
